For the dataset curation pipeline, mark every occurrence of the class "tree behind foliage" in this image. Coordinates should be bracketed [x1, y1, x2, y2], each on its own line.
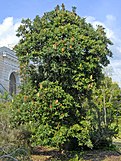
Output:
[12, 4, 114, 150]
[89, 76, 121, 147]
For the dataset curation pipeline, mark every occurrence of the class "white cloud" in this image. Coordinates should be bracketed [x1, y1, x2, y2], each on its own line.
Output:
[86, 15, 114, 39]
[86, 16, 104, 28]
[86, 15, 121, 87]
[0, 17, 21, 49]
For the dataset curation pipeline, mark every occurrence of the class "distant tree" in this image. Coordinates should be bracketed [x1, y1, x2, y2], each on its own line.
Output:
[12, 4, 113, 150]
[89, 76, 121, 148]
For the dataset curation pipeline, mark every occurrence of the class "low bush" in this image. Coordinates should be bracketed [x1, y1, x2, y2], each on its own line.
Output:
[0, 100, 31, 160]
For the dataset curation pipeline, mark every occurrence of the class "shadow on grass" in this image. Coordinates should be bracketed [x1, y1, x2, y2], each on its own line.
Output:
[31, 146, 121, 161]
[31, 146, 82, 161]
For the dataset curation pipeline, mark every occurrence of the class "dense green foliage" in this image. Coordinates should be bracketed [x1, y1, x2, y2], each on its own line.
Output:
[11, 81, 92, 149]
[11, 4, 120, 150]
[0, 101, 31, 160]
[15, 4, 112, 94]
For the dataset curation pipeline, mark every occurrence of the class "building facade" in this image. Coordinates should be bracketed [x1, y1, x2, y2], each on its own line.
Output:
[0, 47, 20, 95]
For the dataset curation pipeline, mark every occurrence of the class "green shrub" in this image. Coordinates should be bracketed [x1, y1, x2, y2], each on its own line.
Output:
[0, 101, 31, 160]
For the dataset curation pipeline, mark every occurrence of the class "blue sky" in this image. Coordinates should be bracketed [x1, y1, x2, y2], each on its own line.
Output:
[0, 0, 121, 23]
[0, 0, 121, 86]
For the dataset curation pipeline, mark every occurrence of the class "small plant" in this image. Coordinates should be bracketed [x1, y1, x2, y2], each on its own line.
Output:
[0, 91, 12, 102]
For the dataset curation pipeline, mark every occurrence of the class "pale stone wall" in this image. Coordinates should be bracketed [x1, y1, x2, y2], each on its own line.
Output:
[0, 53, 4, 84]
[0, 47, 20, 94]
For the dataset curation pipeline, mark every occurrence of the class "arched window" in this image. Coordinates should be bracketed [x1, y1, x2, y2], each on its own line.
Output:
[9, 72, 16, 95]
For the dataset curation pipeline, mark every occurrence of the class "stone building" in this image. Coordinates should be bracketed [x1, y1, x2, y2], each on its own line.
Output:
[0, 47, 20, 95]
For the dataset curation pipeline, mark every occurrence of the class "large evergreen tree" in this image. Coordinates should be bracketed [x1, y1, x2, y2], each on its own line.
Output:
[12, 4, 113, 150]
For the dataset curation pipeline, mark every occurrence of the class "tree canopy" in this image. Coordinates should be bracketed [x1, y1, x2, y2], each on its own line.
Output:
[15, 4, 112, 95]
